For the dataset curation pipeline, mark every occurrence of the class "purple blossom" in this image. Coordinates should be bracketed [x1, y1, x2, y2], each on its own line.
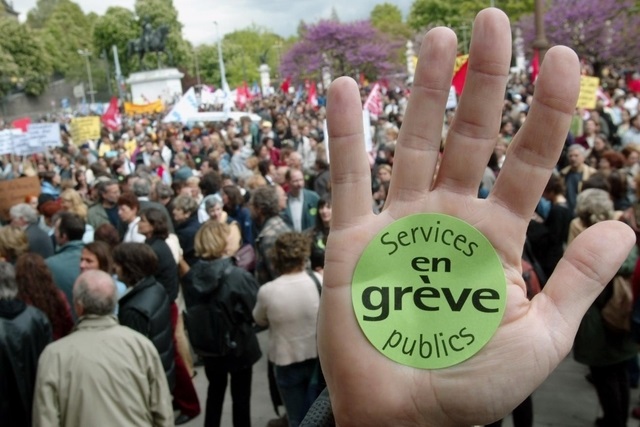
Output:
[280, 20, 402, 83]
[517, 0, 640, 67]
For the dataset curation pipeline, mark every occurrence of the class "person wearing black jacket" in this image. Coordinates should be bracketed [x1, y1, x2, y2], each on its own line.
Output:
[113, 246, 177, 387]
[183, 221, 261, 427]
[0, 261, 52, 426]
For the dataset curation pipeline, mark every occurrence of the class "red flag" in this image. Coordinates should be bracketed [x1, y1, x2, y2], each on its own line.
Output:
[628, 78, 640, 94]
[280, 76, 291, 94]
[101, 97, 121, 131]
[236, 82, 251, 109]
[12, 117, 31, 133]
[363, 83, 383, 116]
[307, 80, 318, 107]
[531, 49, 540, 83]
[452, 54, 469, 96]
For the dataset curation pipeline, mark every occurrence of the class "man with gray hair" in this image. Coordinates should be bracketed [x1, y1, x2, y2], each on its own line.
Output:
[10, 202, 54, 258]
[0, 262, 52, 426]
[559, 144, 597, 216]
[33, 270, 173, 426]
[133, 176, 174, 233]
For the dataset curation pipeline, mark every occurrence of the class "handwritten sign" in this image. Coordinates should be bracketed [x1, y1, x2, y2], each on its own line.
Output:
[11, 131, 31, 156]
[577, 76, 600, 110]
[28, 123, 61, 149]
[0, 176, 41, 221]
[0, 131, 12, 155]
[70, 116, 101, 144]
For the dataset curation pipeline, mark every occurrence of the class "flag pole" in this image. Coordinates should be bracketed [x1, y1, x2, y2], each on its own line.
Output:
[214, 21, 232, 114]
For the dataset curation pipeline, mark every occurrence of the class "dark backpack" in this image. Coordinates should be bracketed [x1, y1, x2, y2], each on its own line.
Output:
[183, 266, 238, 357]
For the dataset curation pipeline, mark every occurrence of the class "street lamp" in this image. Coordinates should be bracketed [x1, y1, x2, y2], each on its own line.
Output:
[194, 49, 201, 86]
[78, 49, 95, 105]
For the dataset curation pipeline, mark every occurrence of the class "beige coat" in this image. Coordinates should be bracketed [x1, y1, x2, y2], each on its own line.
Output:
[33, 315, 174, 427]
[253, 271, 321, 366]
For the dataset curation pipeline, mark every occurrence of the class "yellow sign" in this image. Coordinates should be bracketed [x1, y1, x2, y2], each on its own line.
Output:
[454, 55, 469, 74]
[70, 116, 101, 144]
[577, 76, 600, 110]
[124, 100, 164, 115]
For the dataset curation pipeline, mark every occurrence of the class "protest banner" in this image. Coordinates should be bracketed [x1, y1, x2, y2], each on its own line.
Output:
[124, 99, 164, 115]
[11, 131, 32, 156]
[162, 88, 198, 124]
[0, 131, 12, 156]
[0, 176, 40, 221]
[28, 123, 62, 149]
[70, 116, 101, 144]
[577, 76, 600, 110]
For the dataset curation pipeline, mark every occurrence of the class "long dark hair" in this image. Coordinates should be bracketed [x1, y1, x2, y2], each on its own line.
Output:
[15, 253, 71, 339]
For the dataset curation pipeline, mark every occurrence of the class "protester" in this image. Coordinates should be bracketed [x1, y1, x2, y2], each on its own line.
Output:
[15, 253, 73, 340]
[253, 232, 322, 427]
[32, 270, 174, 426]
[0, 261, 52, 426]
[45, 212, 85, 318]
[183, 221, 261, 427]
[9, 203, 54, 258]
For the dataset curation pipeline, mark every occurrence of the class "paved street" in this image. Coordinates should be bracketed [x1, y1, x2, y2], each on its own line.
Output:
[184, 331, 638, 426]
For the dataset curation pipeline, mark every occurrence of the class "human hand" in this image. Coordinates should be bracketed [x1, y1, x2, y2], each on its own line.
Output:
[318, 8, 634, 427]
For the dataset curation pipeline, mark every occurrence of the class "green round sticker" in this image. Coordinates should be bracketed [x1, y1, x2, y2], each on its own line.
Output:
[352, 213, 506, 369]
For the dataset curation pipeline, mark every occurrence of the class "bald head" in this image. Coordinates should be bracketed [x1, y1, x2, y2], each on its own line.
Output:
[73, 270, 117, 317]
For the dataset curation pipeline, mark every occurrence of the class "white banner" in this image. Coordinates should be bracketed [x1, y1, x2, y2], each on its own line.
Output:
[28, 123, 61, 149]
[162, 87, 199, 124]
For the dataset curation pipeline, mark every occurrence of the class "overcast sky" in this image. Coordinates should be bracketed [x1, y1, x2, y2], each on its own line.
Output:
[11, 0, 415, 45]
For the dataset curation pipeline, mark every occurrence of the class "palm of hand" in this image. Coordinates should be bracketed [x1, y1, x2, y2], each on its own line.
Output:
[318, 9, 634, 427]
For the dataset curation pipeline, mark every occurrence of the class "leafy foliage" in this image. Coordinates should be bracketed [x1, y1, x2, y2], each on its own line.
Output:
[192, 26, 285, 88]
[370, 3, 413, 39]
[0, 19, 53, 96]
[39, 0, 93, 79]
[408, 0, 534, 32]
[280, 20, 401, 83]
[134, 0, 191, 70]
[26, 0, 63, 29]
[517, 0, 640, 68]
[93, 7, 139, 77]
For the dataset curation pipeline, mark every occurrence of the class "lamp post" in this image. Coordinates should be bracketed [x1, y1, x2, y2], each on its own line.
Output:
[78, 49, 95, 105]
[532, 0, 550, 64]
[194, 49, 201, 86]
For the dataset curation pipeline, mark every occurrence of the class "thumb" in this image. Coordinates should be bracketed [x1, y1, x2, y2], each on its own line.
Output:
[535, 220, 635, 344]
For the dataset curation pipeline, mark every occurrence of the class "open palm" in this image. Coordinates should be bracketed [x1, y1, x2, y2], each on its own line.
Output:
[318, 8, 634, 427]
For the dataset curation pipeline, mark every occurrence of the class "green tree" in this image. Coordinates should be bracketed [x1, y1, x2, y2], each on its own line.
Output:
[223, 26, 284, 85]
[0, 19, 53, 96]
[26, 0, 62, 29]
[134, 0, 191, 71]
[408, 0, 469, 30]
[408, 0, 535, 32]
[93, 7, 139, 77]
[370, 3, 412, 39]
[39, 0, 92, 80]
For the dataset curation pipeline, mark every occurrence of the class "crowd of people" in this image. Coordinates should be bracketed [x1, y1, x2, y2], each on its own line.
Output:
[2, 21, 640, 425]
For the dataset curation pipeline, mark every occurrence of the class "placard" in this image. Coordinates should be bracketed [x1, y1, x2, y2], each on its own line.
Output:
[28, 123, 62, 148]
[0, 176, 41, 221]
[577, 76, 600, 110]
[70, 116, 101, 144]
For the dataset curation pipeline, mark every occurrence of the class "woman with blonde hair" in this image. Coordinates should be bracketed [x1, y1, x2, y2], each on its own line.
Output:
[183, 221, 261, 427]
[60, 188, 94, 243]
[0, 226, 29, 263]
